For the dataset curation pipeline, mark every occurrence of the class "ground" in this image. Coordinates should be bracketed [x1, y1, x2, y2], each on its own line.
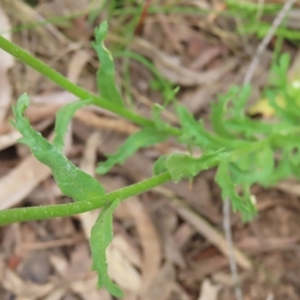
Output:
[0, 1, 300, 300]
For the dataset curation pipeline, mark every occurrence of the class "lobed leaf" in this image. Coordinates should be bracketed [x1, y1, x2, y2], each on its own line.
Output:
[93, 21, 124, 106]
[97, 128, 169, 174]
[229, 145, 274, 186]
[153, 155, 168, 175]
[215, 161, 256, 221]
[210, 88, 236, 139]
[176, 104, 247, 151]
[90, 199, 123, 298]
[155, 149, 228, 182]
[11, 94, 106, 202]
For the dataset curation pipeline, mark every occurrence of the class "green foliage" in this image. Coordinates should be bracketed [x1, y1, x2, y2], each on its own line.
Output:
[154, 149, 228, 182]
[53, 100, 91, 151]
[93, 21, 124, 106]
[12, 93, 125, 295]
[91, 199, 123, 298]
[11, 94, 106, 201]
[3, 18, 300, 298]
[97, 128, 169, 174]
[225, 0, 300, 41]
[215, 162, 256, 221]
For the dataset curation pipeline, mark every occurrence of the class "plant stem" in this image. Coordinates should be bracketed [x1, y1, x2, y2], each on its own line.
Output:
[0, 172, 171, 226]
[0, 35, 181, 136]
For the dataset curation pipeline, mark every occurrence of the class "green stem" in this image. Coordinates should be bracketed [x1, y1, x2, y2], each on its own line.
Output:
[0, 172, 171, 226]
[0, 35, 181, 136]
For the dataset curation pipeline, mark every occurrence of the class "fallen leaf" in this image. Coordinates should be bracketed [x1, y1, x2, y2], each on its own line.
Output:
[0, 260, 54, 299]
[198, 279, 221, 300]
[0, 4, 14, 124]
[106, 234, 142, 293]
[142, 263, 175, 300]
[67, 49, 91, 83]
[124, 196, 162, 293]
[132, 38, 238, 86]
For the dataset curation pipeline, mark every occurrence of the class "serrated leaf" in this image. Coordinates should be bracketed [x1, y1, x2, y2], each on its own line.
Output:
[215, 161, 256, 221]
[231, 84, 252, 119]
[210, 88, 235, 139]
[210, 85, 251, 139]
[176, 104, 222, 150]
[229, 145, 274, 186]
[11, 94, 106, 202]
[267, 89, 299, 124]
[53, 100, 91, 151]
[97, 128, 169, 174]
[260, 149, 291, 187]
[176, 104, 247, 151]
[224, 117, 274, 138]
[269, 53, 290, 88]
[93, 21, 124, 106]
[90, 199, 123, 298]
[164, 149, 228, 182]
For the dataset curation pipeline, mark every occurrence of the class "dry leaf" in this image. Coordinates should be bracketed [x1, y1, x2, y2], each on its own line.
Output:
[79, 132, 101, 238]
[67, 49, 91, 83]
[0, 4, 14, 123]
[0, 260, 54, 299]
[0, 156, 52, 210]
[132, 38, 237, 86]
[142, 263, 175, 300]
[70, 276, 112, 300]
[0, 130, 22, 151]
[107, 234, 142, 293]
[198, 279, 221, 300]
[124, 196, 162, 294]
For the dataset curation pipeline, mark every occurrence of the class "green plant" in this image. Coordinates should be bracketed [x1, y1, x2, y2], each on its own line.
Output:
[0, 21, 300, 297]
[225, 0, 300, 41]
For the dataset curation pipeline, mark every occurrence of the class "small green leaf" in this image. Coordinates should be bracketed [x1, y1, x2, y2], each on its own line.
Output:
[93, 21, 124, 106]
[231, 84, 252, 119]
[97, 128, 169, 174]
[152, 104, 171, 131]
[224, 117, 274, 138]
[210, 89, 235, 139]
[260, 149, 291, 187]
[153, 155, 168, 175]
[176, 104, 221, 150]
[229, 145, 274, 186]
[269, 53, 290, 88]
[11, 94, 106, 202]
[215, 161, 256, 221]
[176, 104, 247, 151]
[164, 86, 180, 105]
[90, 199, 123, 298]
[53, 100, 91, 151]
[164, 149, 228, 182]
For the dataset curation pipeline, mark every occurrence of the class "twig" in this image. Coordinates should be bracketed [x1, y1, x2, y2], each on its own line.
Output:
[243, 0, 297, 85]
[223, 199, 243, 300]
[156, 187, 252, 270]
